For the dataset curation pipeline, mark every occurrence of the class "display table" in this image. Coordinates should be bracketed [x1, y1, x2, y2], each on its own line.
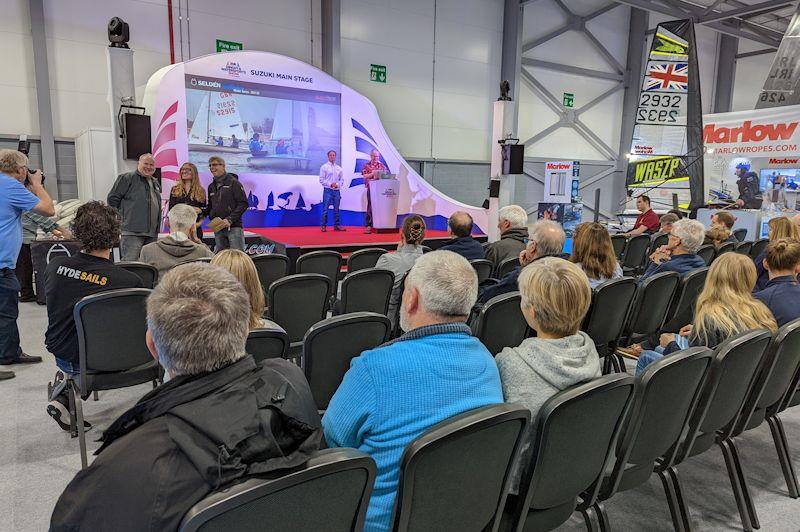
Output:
[369, 178, 400, 229]
[696, 208, 762, 241]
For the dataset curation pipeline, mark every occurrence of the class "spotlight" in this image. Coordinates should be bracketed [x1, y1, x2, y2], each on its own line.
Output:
[108, 17, 130, 49]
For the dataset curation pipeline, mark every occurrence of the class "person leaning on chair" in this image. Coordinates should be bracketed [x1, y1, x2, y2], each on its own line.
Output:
[107, 153, 162, 261]
[50, 263, 322, 532]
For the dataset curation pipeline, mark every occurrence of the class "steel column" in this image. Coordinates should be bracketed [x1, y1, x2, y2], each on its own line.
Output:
[713, 33, 739, 113]
[321, 0, 341, 79]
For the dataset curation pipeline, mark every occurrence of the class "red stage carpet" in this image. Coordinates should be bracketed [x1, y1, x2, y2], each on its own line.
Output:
[248, 226, 453, 247]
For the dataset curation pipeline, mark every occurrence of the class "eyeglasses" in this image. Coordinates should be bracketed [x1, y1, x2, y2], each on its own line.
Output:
[209, 163, 223, 167]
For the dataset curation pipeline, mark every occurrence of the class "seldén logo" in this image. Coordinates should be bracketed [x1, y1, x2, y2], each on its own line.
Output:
[221, 61, 245, 77]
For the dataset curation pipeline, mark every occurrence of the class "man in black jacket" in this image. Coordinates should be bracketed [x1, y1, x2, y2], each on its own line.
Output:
[107, 154, 162, 261]
[440, 211, 485, 261]
[50, 263, 322, 531]
[207, 156, 249, 250]
[484, 204, 529, 270]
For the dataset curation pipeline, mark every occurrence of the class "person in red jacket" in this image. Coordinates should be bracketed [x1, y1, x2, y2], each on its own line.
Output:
[625, 195, 660, 236]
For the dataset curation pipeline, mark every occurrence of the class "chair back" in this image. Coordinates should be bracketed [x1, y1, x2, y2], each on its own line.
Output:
[661, 267, 708, 333]
[392, 404, 530, 532]
[246, 328, 289, 363]
[733, 227, 748, 242]
[252, 254, 289, 295]
[471, 292, 529, 356]
[496, 256, 520, 279]
[582, 278, 637, 347]
[267, 274, 331, 344]
[74, 288, 153, 379]
[611, 234, 627, 259]
[735, 241, 753, 255]
[347, 248, 387, 272]
[750, 238, 769, 259]
[622, 271, 679, 343]
[302, 313, 391, 410]
[390, 272, 409, 338]
[117, 261, 158, 288]
[510, 374, 636, 532]
[296, 250, 343, 299]
[621, 234, 650, 272]
[339, 268, 394, 315]
[648, 233, 669, 257]
[716, 241, 735, 258]
[470, 259, 494, 284]
[696, 244, 716, 266]
[179, 449, 376, 532]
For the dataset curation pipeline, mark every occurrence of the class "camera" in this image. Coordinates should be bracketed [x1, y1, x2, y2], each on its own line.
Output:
[24, 168, 45, 187]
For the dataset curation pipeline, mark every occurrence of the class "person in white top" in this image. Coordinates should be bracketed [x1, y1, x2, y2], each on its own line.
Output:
[319, 150, 345, 232]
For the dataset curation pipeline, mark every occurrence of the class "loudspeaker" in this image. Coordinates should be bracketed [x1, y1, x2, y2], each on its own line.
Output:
[123, 113, 152, 160]
[502, 144, 524, 174]
[489, 179, 501, 198]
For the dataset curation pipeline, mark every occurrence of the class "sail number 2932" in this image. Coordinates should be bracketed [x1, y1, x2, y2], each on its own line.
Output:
[636, 93, 687, 125]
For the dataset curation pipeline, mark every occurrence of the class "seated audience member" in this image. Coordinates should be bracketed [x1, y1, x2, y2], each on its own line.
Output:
[50, 263, 321, 531]
[440, 211, 485, 260]
[754, 216, 800, 291]
[636, 253, 777, 374]
[710, 211, 738, 243]
[657, 213, 679, 235]
[375, 215, 426, 330]
[703, 226, 732, 248]
[139, 204, 213, 280]
[484, 205, 529, 269]
[477, 220, 565, 304]
[570, 222, 622, 288]
[496, 258, 601, 490]
[323, 251, 503, 532]
[211, 249, 281, 330]
[624, 195, 660, 236]
[640, 218, 706, 281]
[667, 208, 684, 220]
[45, 202, 143, 430]
[754, 239, 800, 326]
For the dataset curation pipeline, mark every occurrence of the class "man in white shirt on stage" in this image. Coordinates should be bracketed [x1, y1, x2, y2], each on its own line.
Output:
[320, 150, 345, 232]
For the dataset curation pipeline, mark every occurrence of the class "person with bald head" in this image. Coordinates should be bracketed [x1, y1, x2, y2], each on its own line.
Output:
[108, 153, 162, 261]
[360, 149, 386, 234]
[440, 211, 485, 261]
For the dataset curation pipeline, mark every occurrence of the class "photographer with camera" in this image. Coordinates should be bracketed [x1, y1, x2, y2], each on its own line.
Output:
[0, 149, 54, 380]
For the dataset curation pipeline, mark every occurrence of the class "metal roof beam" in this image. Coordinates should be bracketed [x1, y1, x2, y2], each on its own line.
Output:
[521, 57, 624, 81]
[699, 0, 794, 24]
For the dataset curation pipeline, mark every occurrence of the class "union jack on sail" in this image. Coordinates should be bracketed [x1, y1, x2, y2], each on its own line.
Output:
[644, 62, 689, 93]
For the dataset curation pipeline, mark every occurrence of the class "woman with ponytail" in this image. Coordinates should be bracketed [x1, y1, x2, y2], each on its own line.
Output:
[376, 215, 426, 329]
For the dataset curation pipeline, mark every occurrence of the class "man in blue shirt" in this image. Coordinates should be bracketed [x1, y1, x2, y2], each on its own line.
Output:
[323, 251, 503, 532]
[640, 218, 706, 281]
[0, 149, 55, 379]
[754, 239, 800, 327]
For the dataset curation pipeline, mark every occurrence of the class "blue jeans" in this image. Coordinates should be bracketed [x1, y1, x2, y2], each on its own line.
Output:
[214, 226, 245, 251]
[0, 269, 22, 363]
[321, 188, 341, 227]
[636, 350, 664, 375]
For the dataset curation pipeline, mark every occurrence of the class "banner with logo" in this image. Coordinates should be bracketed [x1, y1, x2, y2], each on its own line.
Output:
[544, 161, 579, 204]
[626, 20, 704, 210]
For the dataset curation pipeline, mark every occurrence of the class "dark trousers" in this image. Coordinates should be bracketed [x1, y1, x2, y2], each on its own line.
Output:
[321, 188, 342, 227]
[0, 269, 22, 363]
[14, 243, 34, 298]
[365, 187, 373, 228]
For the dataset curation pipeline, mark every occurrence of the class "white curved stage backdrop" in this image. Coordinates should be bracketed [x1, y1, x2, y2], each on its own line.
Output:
[143, 51, 487, 232]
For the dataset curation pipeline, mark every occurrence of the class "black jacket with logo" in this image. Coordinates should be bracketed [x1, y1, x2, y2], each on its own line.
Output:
[50, 356, 322, 531]
[207, 173, 249, 228]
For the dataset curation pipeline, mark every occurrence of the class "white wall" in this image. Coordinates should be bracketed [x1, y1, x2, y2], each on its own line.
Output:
[733, 39, 776, 112]
[340, 0, 503, 160]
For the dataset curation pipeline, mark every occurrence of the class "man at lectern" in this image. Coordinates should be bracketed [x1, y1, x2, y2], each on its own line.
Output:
[361, 149, 385, 234]
[319, 150, 344, 232]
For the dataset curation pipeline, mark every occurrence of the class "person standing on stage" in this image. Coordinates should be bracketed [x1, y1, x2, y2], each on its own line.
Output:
[206, 156, 248, 251]
[168, 163, 207, 241]
[361, 149, 386, 234]
[319, 150, 345, 232]
[107, 153, 162, 261]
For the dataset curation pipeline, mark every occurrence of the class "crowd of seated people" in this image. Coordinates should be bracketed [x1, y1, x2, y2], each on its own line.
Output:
[754, 216, 800, 290]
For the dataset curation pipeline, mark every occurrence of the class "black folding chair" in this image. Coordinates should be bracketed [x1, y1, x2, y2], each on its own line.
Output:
[70, 288, 161, 468]
[117, 261, 158, 288]
[750, 238, 769, 259]
[347, 248, 387, 272]
[621, 234, 650, 275]
[296, 250, 343, 305]
[716, 241, 736, 258]
[302, 312, 391, 411]
[696, 244, 716, 266]
[267, 274, 331, 356]
[733, 227, 748, 242]
[619, 271, 679, 348]
[661, 267, 708, 334]
[470, 259, 494, 284]
[496, 256, 520, 279]
[648, 232, 669, 257]
[246, 327, 289, 363]
[179, 449, 376, 532]
[471, 292, 530, 356]
[392, 404, 530, 532]
[338, 268, 394, 316]
[611, 234, 627, 260]
[252, 254, 289, 296]
[581, 278, 637, 373]
[505, 374, 636, 532]
[735, 241, 753, 255]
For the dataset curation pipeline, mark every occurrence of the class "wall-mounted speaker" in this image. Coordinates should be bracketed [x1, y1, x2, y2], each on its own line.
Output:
[123, 113, 152, 160]
[502, 144, 524, 175]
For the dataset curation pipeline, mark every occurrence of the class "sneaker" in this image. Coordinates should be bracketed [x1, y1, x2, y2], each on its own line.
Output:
[364, 227, 372, 234]
[334, 226, 346, 232]
[0, 353, 42, 365]
[0, 371, 14, 381]
[321, 226, 327, 232]
[47, 394, 92, 432]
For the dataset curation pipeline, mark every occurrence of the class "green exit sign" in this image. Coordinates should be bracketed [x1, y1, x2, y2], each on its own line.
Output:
[216, 39, 243, 53]
[370, 64, 387, 83]
[563, 92, 574, 108]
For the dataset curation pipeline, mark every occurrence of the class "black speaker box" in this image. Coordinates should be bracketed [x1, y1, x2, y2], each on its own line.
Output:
[502, 144, 524, 174]
[123, 113, 152, 160]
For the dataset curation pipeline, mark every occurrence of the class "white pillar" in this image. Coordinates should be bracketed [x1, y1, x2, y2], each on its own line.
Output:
[488, 100, 516, 242]
[106, 47, 137, 178]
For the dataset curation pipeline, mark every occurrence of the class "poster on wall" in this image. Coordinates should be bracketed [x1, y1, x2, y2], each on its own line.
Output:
[544, 161, 579, 204]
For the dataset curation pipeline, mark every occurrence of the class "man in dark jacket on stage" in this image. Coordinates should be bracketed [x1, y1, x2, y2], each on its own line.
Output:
[50, 263, 322, 531]
[207, 156, 249, 250]
[440, 211, 485, 261]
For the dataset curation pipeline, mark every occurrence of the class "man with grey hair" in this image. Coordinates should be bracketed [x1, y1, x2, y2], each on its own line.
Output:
[51, 263, 321, 531]
[640, 218, 706, 281]
[323, 250, 503, 531]
[139, 203, 213, 280]
[108, 153, 162, 261]
[485, 204, 529, 269]
[477, 219, 566, 304]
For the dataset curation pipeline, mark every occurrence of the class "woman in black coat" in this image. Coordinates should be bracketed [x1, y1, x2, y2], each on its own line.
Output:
[168, 162, 207, 240]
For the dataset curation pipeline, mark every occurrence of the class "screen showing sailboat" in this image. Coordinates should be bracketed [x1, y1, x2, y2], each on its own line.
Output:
[185, 75, 341, 176]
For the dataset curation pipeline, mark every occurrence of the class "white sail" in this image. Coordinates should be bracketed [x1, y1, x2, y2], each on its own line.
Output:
[209, 92, 246, 140]
[188, 93, 211, 144]
[271, 100, 293, 139]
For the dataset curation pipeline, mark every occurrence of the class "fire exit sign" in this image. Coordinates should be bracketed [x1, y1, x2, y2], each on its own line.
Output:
[370, 64, 387, 83]
[563, 92, 574, 108]
[216, 39, 243, 53]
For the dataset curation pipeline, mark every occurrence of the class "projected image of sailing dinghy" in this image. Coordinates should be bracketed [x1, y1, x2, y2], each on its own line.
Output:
[188, 92, 249, 153]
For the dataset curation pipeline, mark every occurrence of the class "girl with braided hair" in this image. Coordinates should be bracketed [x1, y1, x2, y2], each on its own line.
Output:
[376, 215, 426, 329]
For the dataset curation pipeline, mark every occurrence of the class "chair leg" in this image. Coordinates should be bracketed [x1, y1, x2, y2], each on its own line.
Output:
[92, 391, 99, 401]
[72, 383, 89, 470]
[666, 466, 692, 532]
[615, 354, 629, 374]
[66, 380, 78, 438]
[579, 504, 599, 532]
[767, 415, 799, 499]
[657, 467, 690, 532]
[718, 440, 755, 531]
[593, 502, 610, 532]
[727, 438, 760, 529]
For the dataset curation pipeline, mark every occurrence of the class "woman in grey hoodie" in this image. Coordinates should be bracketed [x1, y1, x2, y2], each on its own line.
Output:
[496, 257, 602, 491]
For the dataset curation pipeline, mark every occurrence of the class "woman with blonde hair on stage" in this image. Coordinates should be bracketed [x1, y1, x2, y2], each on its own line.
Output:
[169, 162, 207, 241]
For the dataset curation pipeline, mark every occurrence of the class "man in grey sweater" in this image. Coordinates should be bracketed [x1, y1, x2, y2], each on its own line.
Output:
[139, 204, 213, 281]
[495, 257, 601, 491]
[107, 154, 162, 261]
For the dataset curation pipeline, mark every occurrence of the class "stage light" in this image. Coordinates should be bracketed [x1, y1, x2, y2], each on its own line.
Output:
[108, 17, 130, 49]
